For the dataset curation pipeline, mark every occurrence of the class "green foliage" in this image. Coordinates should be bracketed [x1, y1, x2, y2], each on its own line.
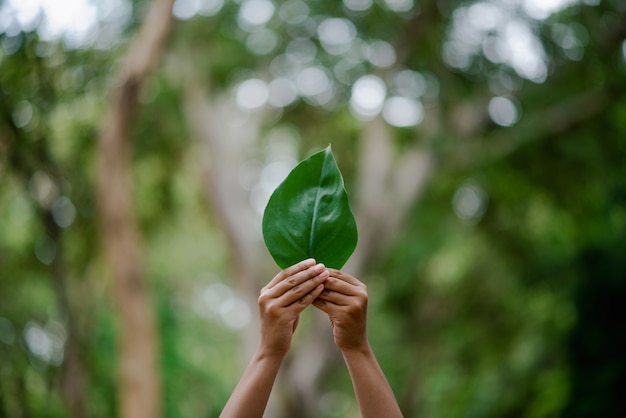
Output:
[263, 146, 357, 269]
[1, 0, 625, 416]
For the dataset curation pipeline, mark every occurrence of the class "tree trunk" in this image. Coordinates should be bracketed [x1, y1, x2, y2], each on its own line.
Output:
[96, 1, 174, 417]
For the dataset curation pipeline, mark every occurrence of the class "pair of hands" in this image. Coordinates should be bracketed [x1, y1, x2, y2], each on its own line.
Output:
[257, 258, 368, 359]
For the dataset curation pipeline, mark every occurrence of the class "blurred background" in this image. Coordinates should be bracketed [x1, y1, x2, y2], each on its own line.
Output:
[1, 0, 625, 417]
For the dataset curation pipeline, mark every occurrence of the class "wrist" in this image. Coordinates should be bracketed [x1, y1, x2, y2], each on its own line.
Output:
[338, 340, 372, 357]
[255, 346, 288, 363]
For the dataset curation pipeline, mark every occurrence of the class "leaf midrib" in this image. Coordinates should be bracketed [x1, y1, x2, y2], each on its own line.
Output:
[307, 159, 325, 257]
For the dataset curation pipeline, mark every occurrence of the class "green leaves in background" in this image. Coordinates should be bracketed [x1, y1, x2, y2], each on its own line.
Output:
[262, 146, 358, 270]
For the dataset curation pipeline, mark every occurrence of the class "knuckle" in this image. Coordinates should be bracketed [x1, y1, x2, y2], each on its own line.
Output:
[265, 301, 280, 315]
[257, 292, 269, 305]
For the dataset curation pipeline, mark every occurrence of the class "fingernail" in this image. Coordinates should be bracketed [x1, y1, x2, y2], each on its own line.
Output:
[304, 258, 316, 266]
[314, 263, 325, 272]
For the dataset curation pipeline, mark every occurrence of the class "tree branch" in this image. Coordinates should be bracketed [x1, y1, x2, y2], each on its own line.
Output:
[97, 1, 174, 418]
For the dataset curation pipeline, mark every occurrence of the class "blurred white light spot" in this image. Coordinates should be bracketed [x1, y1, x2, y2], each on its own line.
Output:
[270, 53, 302, 78]
[552, 23, 584, 61]
[201, 283, 233, 316]
[235, 79, 269, 110]
[488, 96, 520, 127]
[442, 41, 472, 70]
[523, 0, 576, 20]
[238, 0, 275, 28]
[219, 298, 251, 330]
[504, 20, 548, 82]
[343, 0, 373, 12]
[482, 35, 508, 64]
[24, 321, 66, 365]
[467, 2, 501, 31]
[0, 317, 16, 345]
[173, 0, 200, 20]
[198, 0, 224, 16]
[268, 78, 298, 107]
[12, 100, 33, 128]
[296, 66, 331, 97]
[392, 69, 426, 98]
[286, 38, 317, 64]
[367, 40, 396, 68]
[1, 0, 130, 49]
[250, 154, 297, 214]
[383, 0, 413, 13]
[250, 184, 274, 214]
[52, 196, 77, 228]
[317, 18, 356, 55]
[246, 28, 279, 55]
[452, 181, 488, 223]
[350, 75, 386, 120]
[29, 171, 58, 209]
[444, 5, 548, 83]
[194, 281, 252, 329]
[382, 96, 423, 127]
[260, 161, 294, 189]
[278, 0, 309, 24]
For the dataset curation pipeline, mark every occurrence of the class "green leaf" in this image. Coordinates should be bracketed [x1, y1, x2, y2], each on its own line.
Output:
[262, 146, 358, 270]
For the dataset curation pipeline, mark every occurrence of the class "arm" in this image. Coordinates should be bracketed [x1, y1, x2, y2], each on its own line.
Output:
[220, 259, 329, 418]
[313, 270, 403, 418]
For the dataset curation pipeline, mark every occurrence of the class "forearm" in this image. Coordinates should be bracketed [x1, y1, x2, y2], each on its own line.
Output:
[220, 350, 284, 418]
[342, 344, 403, 418]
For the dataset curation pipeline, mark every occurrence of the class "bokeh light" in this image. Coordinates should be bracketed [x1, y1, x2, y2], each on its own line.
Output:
[0, 0, 131, 49]
[488, 96, 521, 127]
[452, 180, 488, 224]
[24, 321, 66, 366]
[51, 196, 77, 229]
[382, 96, 423, 127]
[317, 18, 356, 55]
[235, 78, 269, 110]
[343, 0, 373, 12]
[268, 77, 298, 107]
[441, 0, 575, 83]
[246, 28, 279, 55]
[366, 40, 396, 68]
[193, 282, 252, 331]
[383, 0, 414, 13]
[278, 0, 309, 24]
[350, 75, 386, 120]
[238, 0, 275, 29]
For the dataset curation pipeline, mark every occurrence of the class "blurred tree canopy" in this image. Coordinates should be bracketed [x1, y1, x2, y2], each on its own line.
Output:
[0, 0, 625, 417]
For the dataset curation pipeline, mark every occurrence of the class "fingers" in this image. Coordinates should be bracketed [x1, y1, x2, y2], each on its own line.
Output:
[278, 267, 328, 307]
[260, 260, 329, 309]
[289, 282, 325, 309]
[327, 269, 362, 287]
[313, 271, 367, 310]
[265, 258, 316, 289]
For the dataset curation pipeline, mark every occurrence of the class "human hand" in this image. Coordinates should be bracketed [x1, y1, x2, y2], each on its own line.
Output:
[313, 269, 369, 352]
[257, 259, 328, 358]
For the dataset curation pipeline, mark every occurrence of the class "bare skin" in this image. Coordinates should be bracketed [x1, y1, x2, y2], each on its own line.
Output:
[220, 261, 403, 418]
[220, 259, 328, 418]
[313, 269, 403, 418]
